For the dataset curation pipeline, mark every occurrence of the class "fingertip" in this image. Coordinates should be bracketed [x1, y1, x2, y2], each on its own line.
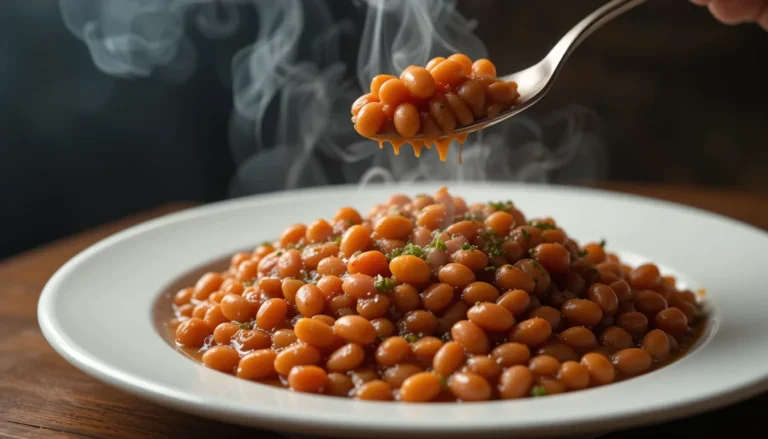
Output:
[708, 0, 764, 25]
[689, 0, 712, 6]
[758, 5, 768, 30]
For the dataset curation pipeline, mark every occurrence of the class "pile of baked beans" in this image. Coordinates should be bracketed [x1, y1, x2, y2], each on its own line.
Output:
[171, 187, 705, 402]
[351, 54, 520, 139]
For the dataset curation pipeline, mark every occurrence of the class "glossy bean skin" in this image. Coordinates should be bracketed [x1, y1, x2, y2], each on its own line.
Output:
[356, 380, 394, 401]
[176, 318, 212, 347]
[401, 66, 435, 99]
[376, 336, 410, 367]
[334, 316, 377, 345]
[558, 361, 589, 390]
[288, 365, 328, 393]
[498, 365, 533, 399]
[612, 348, 652, 375]
[449, 372, 492, 402]
[467, 302, 515, 332]
[451, 320, 490, 355]
[581, 353, 615, 385]
[642, 329, 671, 361]
[202, 346, 240, 373]
[274, 344, 321, 376]
[508, 318, 552, 347]
[237, 349, 277, 380]
[327, 343, 366, 373]
[433, 341, 466, 377]
[399, 372, 443, 402]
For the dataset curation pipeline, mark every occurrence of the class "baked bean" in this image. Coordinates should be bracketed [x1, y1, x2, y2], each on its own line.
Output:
[600, 326, 634, 351]
[445, 92, 474, 125]
[581, 243, 606, 265]
[376, 336, 410, 366]
[438, 263, 476, 289]
[237, 349, 277, 380]
[642, 329, 671, 361]
[655, 307, 688, 335]
[280, 278, 304, 304]
[256, 298, 288, 331]
[317, 257, 346, 277]
[288, 365, 327, 393]
[437, 300, 470, 334]
[541, 229, 567, 246]
[342, 273, 377, 299]
[334, 315, 377, 345]
[432, 341, 466, 377]
[451, 320, 490, 355]
[509, 318, 552, 347]
[334, 207, 363, 225]
[457, 80, 486, 116]
[562, 299, 603, 327]
[558, 326, 598, 351]
[635, 290, 668, 317]
[294, 318, 335, 349]
[588, 283, 619, 316]
[203, 305, 228, 330]
[617, 311, 649, 339]
[326, 372, 355, 397]
[630, 264, 661, 290]
[235, 330, 271, 352]
[510, 226, 542, 251]
[194, 272, 224, 301]
[202, 345, 240, 373]
[446, 53, 472, 75]
[356, 293, 390, 319]
[529, 355, 561, 377]
[401, 65, 435, 99]
[355, 380, 393, 401]
[420, 112, 442, 137]
[498, 365, 533, 399]
[463, 281, 500, 305]
[411, 336, 444, 364]
[529, 306, 561, 330]
[492, 342, 531, 367]
[302, 244, 336, 271]
[467, 302, 515, 332]
[399, 372, 442, 402]
[375, 215, 414, 240]
[280, 224, 307, 247]
[485, 211, 515, 236]
[295, 284, 325, 317]
[390, 255, 431, 286]
[350, 368, 379, 387]
[497, 289, 531, 315]
[371, 318, 395, 339]
[537, 343, 578, 363]
[471, 58, 496, 77]
[451, 249, 489, 272]
[449, 372, 492, 402]
[558, 361, 589, 390]
[258, 277, 283, 299]
[417, 204, 448, 231]
[340, 225, 370, 258]
[312, 314, 336, 326]
[465, 355, 502, 378]
[328, 295, 357, 317]
[383, 364, 423, 389]
[220, 294, 252, 323]
[176, 318, 212, 347]
[213, 322, 239, 345]
[348, 250, 389, 277]
[174, 287, 193, 306]
[531, 243, 570, 275]
[429, 97, 458, 133]
[272, 329, 298, 349]
[495, 265, 535, 294]
[256, 253, 279, 278]
[392, 284, 421, 312]
[378, 78, 409, 107]
[176, 303, 195, 318]
[327, 343, 366, 372]
[402, 310, 438, 336]
[612, 348, 652, 375]
[581, 352, 615, 385]
[370, 74, 396, 98]
[514, 259, 550, 295]
[431, 59, 465, 88]
[420, 283, 454, 313]
[351, 93, 376, 117]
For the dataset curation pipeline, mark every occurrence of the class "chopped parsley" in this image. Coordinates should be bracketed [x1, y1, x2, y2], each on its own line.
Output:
[405, 334, 418, 343]
[330, 235, 342, 245]
[480, 230, 504, 257]
[390, 243, 425, 259]
[276, 250, 283, 256]
[374, 275, 396, 293]
[578, 249, 589, 258]
[260, 241, 272, 247]
[484, 265, 496, 272]
[531, 385, 547, 397]
[345, 219, 354, 226]
[528, 248, 536, 256]
[488, 200, 514, 211]
[475, 301, 481, 307]
[520, 228, 531, 240]
[461, 242, 472, 251]
[430, 237, 447, 251]
[238, 322, 254, 330]
[242, 280, 254, 287]
[415, 193, 428, 198]
[293, 243, 305, 250]
[439, 375, 448, 388]
[599, 239, 607, 248]
[532, 222, 556, 230]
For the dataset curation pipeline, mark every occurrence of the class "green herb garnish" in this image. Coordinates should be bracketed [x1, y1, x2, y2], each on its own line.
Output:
[480, 229, 504, 257]
[599, 239, 607, 248]
[439, 375, 448, 388]
[390, 243, 425, 259]
[488, 200, 514, 211]
[405, 334, 418, 343]
[345, 219, 354, 226]
[238, 322, 254, 330]
[531, 385, 547, 397]
[475, 301, 481, 307]
[330, 235, 342, 245]
[520, 229, 530, 240]
[430, 237, 447, 251]
[461, 242, 472, 251]
[578, 249, 589, 258]
[484, 266, 496, 272]
[276, 251, 283, 256]
[374, 275, 396, 293]
[533, 222, 556, 230]
[415, 193, 428, 198]
[242, 280, 254, 287]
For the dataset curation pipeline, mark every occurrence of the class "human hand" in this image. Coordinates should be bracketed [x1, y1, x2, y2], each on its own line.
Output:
[689, 0, 768, 30]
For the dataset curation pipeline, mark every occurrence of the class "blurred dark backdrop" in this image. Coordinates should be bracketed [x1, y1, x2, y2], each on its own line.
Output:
[1, 0, 766, 259]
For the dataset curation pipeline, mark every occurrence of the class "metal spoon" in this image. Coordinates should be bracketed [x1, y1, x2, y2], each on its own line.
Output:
[375, 0, 647, 142]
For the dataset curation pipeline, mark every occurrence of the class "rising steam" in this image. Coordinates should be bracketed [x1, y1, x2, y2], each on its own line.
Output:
[59, 0, 606, 194]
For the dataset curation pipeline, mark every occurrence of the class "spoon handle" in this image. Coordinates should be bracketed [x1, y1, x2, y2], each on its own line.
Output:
[547, 0, 647, 68]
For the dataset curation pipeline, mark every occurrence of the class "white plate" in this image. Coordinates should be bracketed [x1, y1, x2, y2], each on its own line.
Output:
[38, 182, 768, 438]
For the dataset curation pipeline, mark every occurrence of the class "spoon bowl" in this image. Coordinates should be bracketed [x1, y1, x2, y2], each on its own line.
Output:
[372, 0, 646, 143]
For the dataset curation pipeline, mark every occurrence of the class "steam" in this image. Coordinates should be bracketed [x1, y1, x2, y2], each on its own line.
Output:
[59, 0, 606, 195]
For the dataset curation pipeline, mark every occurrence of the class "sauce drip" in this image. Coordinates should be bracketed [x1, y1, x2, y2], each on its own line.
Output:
[371, 132, 470, 163]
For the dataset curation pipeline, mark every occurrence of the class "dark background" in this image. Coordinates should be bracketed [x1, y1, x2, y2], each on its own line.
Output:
[1, 0, 766, 259]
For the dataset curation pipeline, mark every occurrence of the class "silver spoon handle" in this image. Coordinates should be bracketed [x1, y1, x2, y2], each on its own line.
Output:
[547, 0, 647, 67]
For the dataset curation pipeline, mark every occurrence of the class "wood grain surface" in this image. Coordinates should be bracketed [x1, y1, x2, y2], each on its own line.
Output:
[1, 185, 766, 439]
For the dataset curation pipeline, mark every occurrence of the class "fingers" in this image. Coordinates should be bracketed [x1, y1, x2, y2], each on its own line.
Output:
[758, 4, 768, 29]
[689, 0, 712, 5]
[707, 0, 766, 25]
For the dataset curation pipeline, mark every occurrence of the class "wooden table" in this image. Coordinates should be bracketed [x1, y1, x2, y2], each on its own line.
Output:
[2, 183, 767, 439]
